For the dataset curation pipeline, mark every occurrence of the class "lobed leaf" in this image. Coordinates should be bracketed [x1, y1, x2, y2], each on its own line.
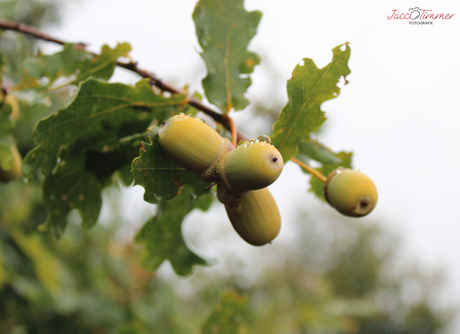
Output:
[193, 0, 261, 112]
[22, 78, 187, 180]
[40, 153, 103, 235]
[131, 135, 212, 204]
[21, 78, 188, 235]
[135, 186, 213, 276]
[201, 290, 248, 334]
[36, 143, 140, 236]
[271, 43, 351, 162]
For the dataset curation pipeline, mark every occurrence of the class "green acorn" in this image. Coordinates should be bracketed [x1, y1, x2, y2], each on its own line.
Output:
[324, 168, 378, 217]
[158, 114, 227, 175]
[224, 140, 283, 191]
[225, 187, 281, 246]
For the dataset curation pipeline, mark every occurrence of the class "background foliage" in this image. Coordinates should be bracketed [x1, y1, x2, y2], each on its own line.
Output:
[0, 0, 455, 333]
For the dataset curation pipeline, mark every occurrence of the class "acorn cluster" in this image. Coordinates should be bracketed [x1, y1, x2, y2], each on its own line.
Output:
[158, 114, 283, 246]
[157, 113, 379, 245]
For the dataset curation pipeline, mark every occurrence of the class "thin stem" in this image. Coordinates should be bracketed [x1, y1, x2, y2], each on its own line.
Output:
[0, 19, 251, 141]
[0, 20, 67, 46]
[290, 157, 327, 183]
[223, 114, 238, 147]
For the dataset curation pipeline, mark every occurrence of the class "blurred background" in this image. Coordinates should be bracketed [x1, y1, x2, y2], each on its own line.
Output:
[1, 0, 459, 333]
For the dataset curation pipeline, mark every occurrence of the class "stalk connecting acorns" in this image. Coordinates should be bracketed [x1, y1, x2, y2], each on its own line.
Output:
[158, 113, 284, 246]
[323, 168, 378, 217]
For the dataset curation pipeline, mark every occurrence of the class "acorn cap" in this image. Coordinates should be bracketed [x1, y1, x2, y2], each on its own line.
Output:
[158, 114, 225, 174]
[324, 168, 378, 217]
[224, 141, 283, 191]
[225, 188, 281, 246]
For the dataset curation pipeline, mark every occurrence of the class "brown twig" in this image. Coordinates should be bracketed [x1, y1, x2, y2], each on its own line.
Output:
[0, 19, 329, 182]
[0, 18, 250, 140]
[0, 20, 66, 46]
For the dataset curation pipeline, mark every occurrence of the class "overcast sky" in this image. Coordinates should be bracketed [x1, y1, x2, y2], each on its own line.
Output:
[42, 0, 460, 331]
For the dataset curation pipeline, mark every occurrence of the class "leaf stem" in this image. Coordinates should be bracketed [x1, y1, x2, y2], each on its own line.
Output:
[290, 157, 327, 182]
[223, 114, 238, 148]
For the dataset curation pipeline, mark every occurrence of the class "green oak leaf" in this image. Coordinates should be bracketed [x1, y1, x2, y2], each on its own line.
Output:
[201, 290, 248, 334]
[309, 151, 353, 201]
[135, 186, 213, 276]
[131, 135, 212, 204]
[38, 141, 140, 236]
[271, 43, 351, 162]
[21, 78, 187, 235]
[40, 153, 103, 236]
[23, 43, 131, 88]
[193, 0, 261, 112]
[298, 138, 342, 165]
[22, 78, 187, 181]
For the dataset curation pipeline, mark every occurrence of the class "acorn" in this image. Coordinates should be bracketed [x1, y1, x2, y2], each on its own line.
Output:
[158, 114, 228, 175]
[323, 168, 378, 217]
[0, 144, 22, 183]
[225, 187, 281, 246]
[224, 140, 283, 191]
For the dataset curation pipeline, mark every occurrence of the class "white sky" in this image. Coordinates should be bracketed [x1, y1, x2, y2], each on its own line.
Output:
[42, 0, 460, 331]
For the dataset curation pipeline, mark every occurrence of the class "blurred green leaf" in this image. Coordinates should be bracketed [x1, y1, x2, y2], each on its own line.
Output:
[271, 43, 351, 162]
[23, 43, 131, 88]
[0, 95, 16, 171]
[10, 229, 62, 294]
[0, 240, 6, 287]
[131, 135, 213, 204]
[193, 0, 261, 112]
[117, 322, 148, 334]
[135, 186, 213, 276]
[0, 97, 13, 142]
[0, 143, 15, 171]
[201, 290, 248, 334]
